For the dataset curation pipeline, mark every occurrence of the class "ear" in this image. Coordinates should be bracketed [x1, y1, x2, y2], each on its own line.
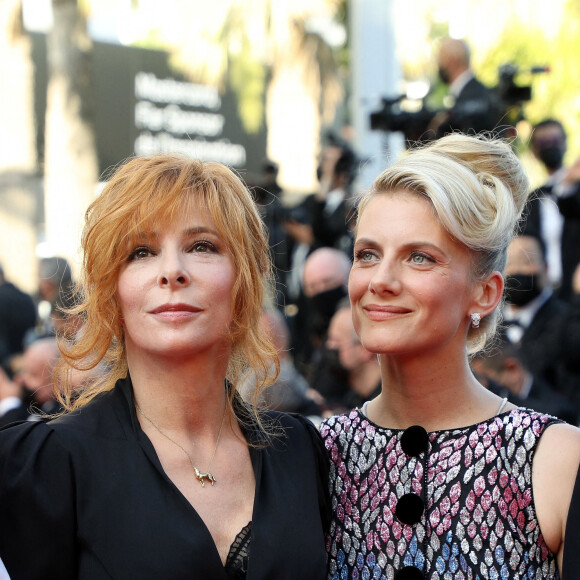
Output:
[470, 271, 504, 318]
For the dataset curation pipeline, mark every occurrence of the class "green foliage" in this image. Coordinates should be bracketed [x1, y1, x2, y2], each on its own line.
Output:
[475, 2, 580, 161]
[228, 47, 266, 134]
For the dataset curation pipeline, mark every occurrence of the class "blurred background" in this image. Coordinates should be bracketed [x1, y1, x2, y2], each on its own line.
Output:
[1, 0, 579, 292]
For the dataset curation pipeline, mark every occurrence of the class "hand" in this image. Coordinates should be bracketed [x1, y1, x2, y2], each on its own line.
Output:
[316, 146, 343, 200]
[563, 155, 580, 185]
[428, 111, 451, 135]
[572, 262, 580, 295]
[283, 221, 314, 246]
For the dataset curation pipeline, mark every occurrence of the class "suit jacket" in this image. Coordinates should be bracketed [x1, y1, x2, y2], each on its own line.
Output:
[437, 76, 501, 138]
[0, 403, 30, 429]
[518, 295, 580, 413]
[0, 282, 36, 363]
[0, 377, 329, 580]
[563, 465, 580, 577]
[522, 182, 580, 302]
[485, 377, 577, 425]
[557, 182, 580, 302]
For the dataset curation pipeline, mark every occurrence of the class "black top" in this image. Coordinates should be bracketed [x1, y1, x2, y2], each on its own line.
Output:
[0, 377, 329, 579]
[564, 464, 580, 578]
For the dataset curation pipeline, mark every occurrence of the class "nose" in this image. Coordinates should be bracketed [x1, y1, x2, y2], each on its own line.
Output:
[369, 260, 402, 296]
[157, 251, 191, 289]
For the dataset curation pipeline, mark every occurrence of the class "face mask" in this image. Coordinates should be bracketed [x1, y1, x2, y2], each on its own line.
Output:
[322, 347, 344, 376]
[316, 164, 323, 183]
[309, 285, 347, 323]
[438, 66, 450, 85]
[538, 146, 564, 170]
[504, 273, 543, 307]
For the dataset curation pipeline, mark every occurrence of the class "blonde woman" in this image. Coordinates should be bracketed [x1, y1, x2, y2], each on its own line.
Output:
[321, 134, 580, 579]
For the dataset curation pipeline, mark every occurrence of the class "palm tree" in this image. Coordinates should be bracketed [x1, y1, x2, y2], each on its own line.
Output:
[43, 0, 98, 272]
[127, 0, 345, 193]
[0, 0, 40, 291]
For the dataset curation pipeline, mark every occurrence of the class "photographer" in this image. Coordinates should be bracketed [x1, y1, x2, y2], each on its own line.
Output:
[430, 37, 501, 138]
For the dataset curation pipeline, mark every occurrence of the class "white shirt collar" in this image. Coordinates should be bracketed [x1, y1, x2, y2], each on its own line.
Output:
[546, 166, 568, 187]
[0, 396, 22, 417]
[449, 70, 474, 98]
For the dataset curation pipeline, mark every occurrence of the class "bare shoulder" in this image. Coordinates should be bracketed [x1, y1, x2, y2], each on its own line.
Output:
[535, 422, 580, 469]
[533, 422, 580, 556]
[534, 422, 580, 492]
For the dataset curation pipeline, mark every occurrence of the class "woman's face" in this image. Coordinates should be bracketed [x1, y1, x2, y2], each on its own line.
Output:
[349, 191, 477, 358]
[116, 206, 236, 364]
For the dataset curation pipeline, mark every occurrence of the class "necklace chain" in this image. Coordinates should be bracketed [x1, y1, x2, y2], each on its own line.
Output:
[135, 399, 227, 488]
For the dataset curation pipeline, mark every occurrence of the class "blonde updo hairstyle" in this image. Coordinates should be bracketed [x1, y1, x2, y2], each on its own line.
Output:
[356, 134, 530, 353]
[56, 154, 278, 414]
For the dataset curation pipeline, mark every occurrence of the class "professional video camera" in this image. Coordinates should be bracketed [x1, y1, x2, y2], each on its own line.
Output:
[369, 63, 549, 143]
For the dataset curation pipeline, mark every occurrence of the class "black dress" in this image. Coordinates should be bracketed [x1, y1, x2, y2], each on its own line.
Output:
[0, 377, 329, 579]
[563, 465, 580, 577]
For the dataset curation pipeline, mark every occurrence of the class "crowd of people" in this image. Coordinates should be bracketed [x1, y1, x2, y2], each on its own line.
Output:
[0, 36, 579, 580]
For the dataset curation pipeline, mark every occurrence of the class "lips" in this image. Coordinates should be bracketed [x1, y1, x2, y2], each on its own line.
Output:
[363, 304, 411, 320]
[149, 303, 201, 315]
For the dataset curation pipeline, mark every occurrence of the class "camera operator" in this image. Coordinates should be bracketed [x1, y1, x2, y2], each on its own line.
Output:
[430, 38, 501, 138]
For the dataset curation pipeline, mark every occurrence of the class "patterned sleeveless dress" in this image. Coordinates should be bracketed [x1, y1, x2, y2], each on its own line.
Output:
[320, 407, 561, 579]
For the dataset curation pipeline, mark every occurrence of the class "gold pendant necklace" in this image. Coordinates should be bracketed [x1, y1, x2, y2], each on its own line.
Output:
[135, 399, 227, 487]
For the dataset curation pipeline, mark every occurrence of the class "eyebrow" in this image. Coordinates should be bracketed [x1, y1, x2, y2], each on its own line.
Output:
[355, 238, 449, 257]
[355, 237, 443, 251]
[182, 226, 220, 237]
[135, 226, 220, 241]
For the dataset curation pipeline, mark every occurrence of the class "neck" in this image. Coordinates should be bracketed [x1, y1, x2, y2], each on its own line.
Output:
[127, 349, 230, 435]
[370, 349, 498, 431]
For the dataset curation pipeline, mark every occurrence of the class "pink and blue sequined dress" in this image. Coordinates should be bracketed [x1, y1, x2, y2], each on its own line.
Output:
[320, 407, 561, 579]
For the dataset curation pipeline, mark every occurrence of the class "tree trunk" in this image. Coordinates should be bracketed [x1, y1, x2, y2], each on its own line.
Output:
[44, 0, 98, 273]
[0, 0, 41, 293]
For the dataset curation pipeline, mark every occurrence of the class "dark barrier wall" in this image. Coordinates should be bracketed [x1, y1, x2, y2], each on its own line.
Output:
[30, 33, 267, 179]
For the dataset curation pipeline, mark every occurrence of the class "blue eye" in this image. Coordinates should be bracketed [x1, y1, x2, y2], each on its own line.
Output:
[410, 252, 434, 265]
[355, 249, 375, 262]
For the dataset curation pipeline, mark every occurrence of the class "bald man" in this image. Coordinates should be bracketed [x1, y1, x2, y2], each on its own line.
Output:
[432, 37, 501, 138]
[300, 247, 352, 410]
[302, 247, 351, 300]
[326, 303, 381, 411]
[15, 337, 62, 419]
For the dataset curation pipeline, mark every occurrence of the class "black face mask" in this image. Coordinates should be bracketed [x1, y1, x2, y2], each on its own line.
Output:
[438, 66, 450, 85]
[322, 347, 345, 377]
[538, 146, 564, 170]
[504, 273, 543, 307]
[309, 285, 347, 324]
[316, 164, 323, 183]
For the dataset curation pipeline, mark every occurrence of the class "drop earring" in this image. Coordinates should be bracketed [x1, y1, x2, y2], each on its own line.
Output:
[470, 313, 481, 328]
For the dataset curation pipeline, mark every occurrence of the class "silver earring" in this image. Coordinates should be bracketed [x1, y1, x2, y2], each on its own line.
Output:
[471, 313, 481, 328]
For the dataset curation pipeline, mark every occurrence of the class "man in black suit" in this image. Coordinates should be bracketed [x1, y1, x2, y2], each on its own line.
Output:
[471, 334, 578, 425]
[432, 37, 501, 138]
[0, 364, 30, 428]
[0, 264, 37, 367]
[0, 337, 62, 427]
[522, 119, 580, 302]
[503, 234, 580, 417]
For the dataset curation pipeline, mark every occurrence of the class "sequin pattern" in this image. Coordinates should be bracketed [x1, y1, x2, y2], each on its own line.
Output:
[320, 408, 560, 579]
